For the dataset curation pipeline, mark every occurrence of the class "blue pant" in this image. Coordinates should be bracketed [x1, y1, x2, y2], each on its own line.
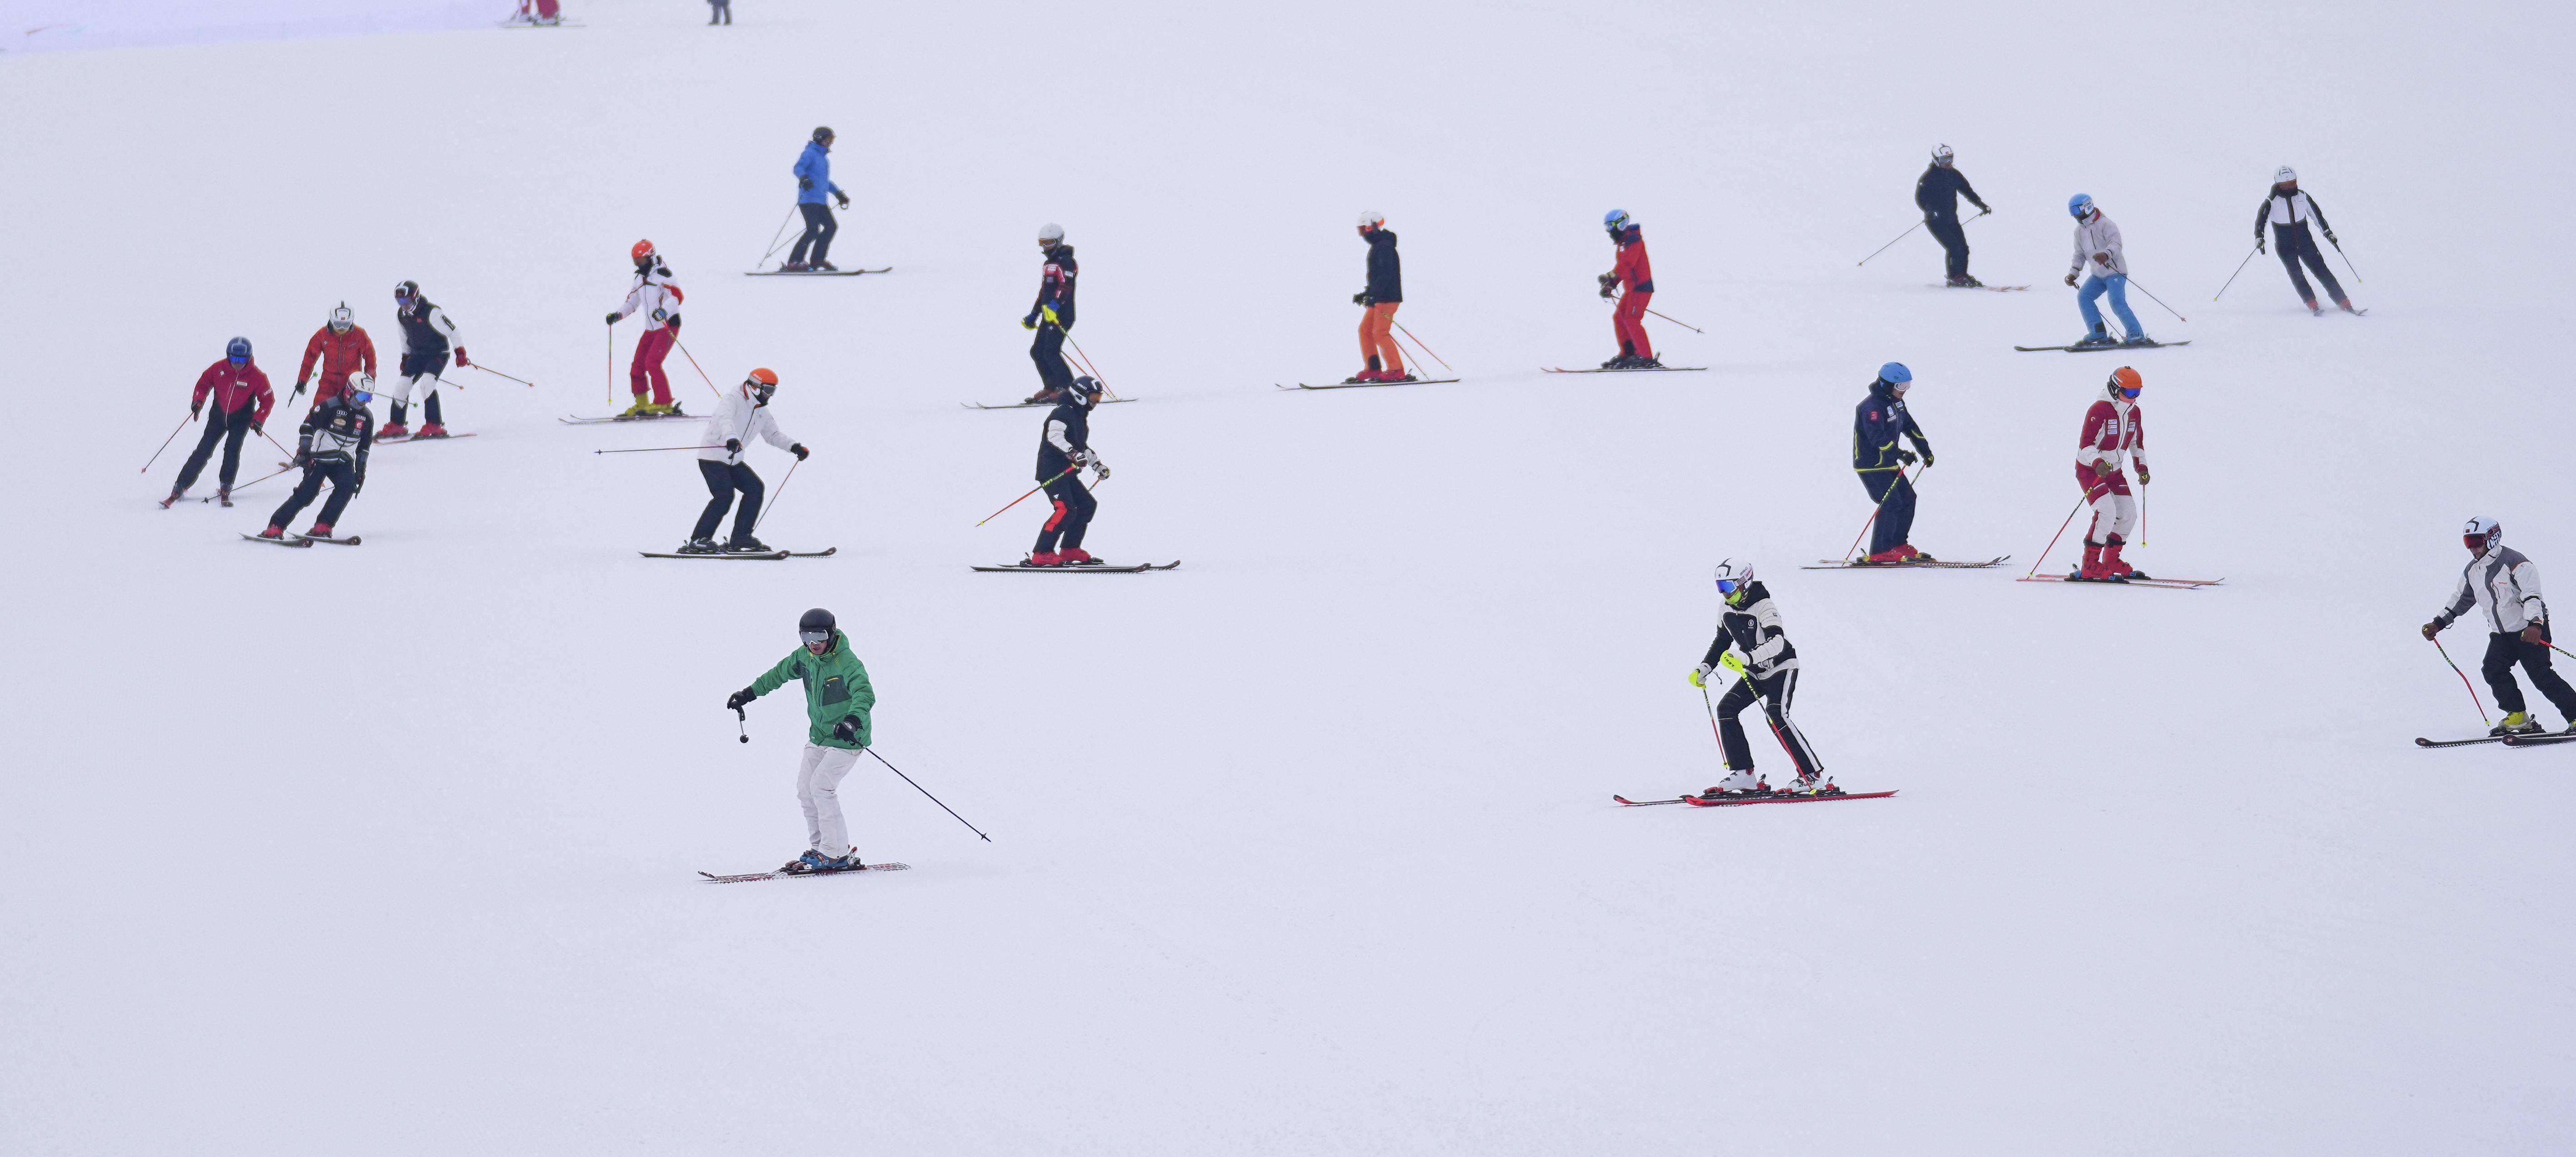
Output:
[1859, 469, 1915, 555]
[2078, 274, 2144, 339]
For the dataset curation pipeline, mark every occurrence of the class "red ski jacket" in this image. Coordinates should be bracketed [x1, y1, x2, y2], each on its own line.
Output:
[1612, 227, 1654, 293]
[298, 325, 378, 391]
[192, 358, 275, 424]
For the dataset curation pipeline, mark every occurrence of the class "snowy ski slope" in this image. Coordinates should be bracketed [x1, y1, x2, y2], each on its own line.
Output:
[3, 0, 2572, 1153]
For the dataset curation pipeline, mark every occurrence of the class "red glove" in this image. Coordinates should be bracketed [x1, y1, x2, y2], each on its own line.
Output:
[453, 347, 471, 368]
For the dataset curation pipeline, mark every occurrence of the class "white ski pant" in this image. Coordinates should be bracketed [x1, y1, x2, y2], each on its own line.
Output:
[2087, 489, 2138, 542]
[796, 744, 860, 855]
[391, 370, 438, 405]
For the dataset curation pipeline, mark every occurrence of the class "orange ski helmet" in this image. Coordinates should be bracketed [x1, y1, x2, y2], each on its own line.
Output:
[631, 239, 656, 264]
[2107, 366, 2143, 398]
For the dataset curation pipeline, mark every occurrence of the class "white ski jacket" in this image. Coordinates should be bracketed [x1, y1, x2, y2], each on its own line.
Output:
[700, 387, 797, 466]
[618, 262, 684, 331]
[2441, 547, 2550, 634]
[2069, 212, 2128, 279]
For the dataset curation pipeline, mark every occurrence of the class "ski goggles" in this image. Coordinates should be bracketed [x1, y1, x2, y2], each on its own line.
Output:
[800, 627, 833, 646]
[2118, 386, 2140, 399]
[1715, 577, 1744, 595]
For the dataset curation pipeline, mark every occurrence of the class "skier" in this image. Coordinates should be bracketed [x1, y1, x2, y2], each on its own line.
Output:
[164, 337, 276, 508]
[2255, 166, 2358, 315]
[2422, 519, 2574, 737]
[1028, 376, 1110, 566]
[1851, 362, 1935, 563]
[1019, 223, 1079, 404]
[2063, 194, 2149, 347]
[707, 0, 731, 25]
[607, 240, 687, 417]
[2073, 366, 2153, 581]
[785, 127, 849, 271]
[1916, 144, 1992, 287]
[682, 368, 807, 555]
[1595, 209, 1659, 369]
[1349, 211, 1409, 383]
[386, 280, 468, 439]
[255, 376, 374, 541]
[1686, 560, 1829, 795]
[725, 607, 877, 874]
[294, 302, 377, 410]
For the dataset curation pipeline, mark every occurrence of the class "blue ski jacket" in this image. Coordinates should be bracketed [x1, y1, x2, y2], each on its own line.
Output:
[1853, 378, 1929, 472]
[794, 141, 842, 205]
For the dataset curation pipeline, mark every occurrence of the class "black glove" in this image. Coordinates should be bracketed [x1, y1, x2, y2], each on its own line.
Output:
[831, 716, 861, 743]
[606, 312, 621, 324]
[1917, 444, 1934, 468]
[292, 380, 309, 398]
[725, 438, 742, 454]
[250, 422, 264, 436]
[351, 472, 364, 494]
[2257, 237, 2267, 255]
[833, 191, 850, 209]
[1352, 292, 1370, 306]
[295, 449, 312, 467]
[727, 688, 756, 710]
[665, 314, 681, 334]
[1896, 449, 1918, 466]
[798, 177, 814, 191]
[2421, 617, 2447, 641]
[791, 444, 808, 460]
[190, 401, 203, 419]
[2325, 230, 2338, 244]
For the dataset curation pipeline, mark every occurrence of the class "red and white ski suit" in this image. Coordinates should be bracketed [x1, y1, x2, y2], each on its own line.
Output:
[617, 262, 684, 406]
[2075, 396, 2147, 543]
[297, 324, 377, 407]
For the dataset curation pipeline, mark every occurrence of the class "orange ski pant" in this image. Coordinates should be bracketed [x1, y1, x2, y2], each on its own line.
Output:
[1358, 302, 1404, 375]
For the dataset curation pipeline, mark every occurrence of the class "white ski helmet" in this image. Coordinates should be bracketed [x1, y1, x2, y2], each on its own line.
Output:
[1714, 559, 1755, 601]
[2465, 516, 2501, 554]
[345, 371, 375, 403]
[1932, 143, 1955, 165]
[1037, 223, 1065, 245]
[1357, 210, 1385, 231]
[329, 301, 353, 332]
[2275, 165, 2298, 184]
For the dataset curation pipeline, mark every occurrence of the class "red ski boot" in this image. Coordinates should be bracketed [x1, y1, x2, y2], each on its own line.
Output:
[1058, 548, 1096, 565]
[305, 523, 334, 540]
[414, 423, 448, 439]
[2100, 538, 2143, 580]
[257, 525, 286, 539]
[1026, 550, 1065, 567]
[2075, 540, 2108, 580]
[379, 423, 409, 439]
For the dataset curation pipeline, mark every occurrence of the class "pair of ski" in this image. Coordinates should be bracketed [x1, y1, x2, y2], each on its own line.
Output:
[972, 560, 1180, 574]
[700, 861, 911, 884]
[1279, 377, 1462, 391]
[962, 398, 1138, 410]
[743, 267, 891, 278]
[1932, 283, 2029, 292]
[2415, 732, 2576, 749]
[640, 547, 838, 560]
[2018, 573, 2223, 591]
[377, 432, 476, 445]
[1804, 555, 2008, 570]
[1615, 787, 1898, 808]
[241, 532, 363, 548]
[2014, 340, 2192, 353]
[561, 413, 690, 425]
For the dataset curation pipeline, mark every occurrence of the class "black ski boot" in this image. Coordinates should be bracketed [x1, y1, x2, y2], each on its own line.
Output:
[2074, 325, 2118, 349]
[724, 536, 771, 554]
[159, 489, 185, 509]
[677, 537, 720, 555]
[216, 486, 233, 508]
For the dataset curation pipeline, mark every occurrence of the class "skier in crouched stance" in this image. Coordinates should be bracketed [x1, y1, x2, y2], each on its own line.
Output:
[682, 368, 807, 554]
[728, 608, 877, 874]
[2424, 518, 2575, 737]
[1028, 376, 1110, 566]
[257, 379, 375, 541]
[1688, 561, 1831, 796]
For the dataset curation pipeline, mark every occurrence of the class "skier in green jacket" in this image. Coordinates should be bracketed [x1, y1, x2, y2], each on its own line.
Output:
[727, 608, 877, 873]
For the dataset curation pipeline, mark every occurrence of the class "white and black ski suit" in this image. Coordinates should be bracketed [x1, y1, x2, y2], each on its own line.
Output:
[2435, 547, 2576, 722]
[1699, 580, 1823, 779]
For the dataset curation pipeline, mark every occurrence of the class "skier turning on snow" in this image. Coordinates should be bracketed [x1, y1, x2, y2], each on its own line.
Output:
[163, 337, 275, 508]
[608, 240, 687, 417]
[1688, 561, 1830, 795]
[1917, 145, 1991, 287]
[1852, 362, 1935, 563]
[256, 378, 374, 541]
[1349, 211, 1410, 383]
[1028, 377, 1109, 566]
[387, 280, 468, 439]
[682, 368, 807, 555]
[295, 303, 376, 410]
[785, 127, 849, 271]
[1596, 209, 1659, 369]
[2423, 518, 2575, 737]
[1020, 224, 1080, 404]
[727, 608, 877, 874]
[2064, 195, 2149, 347]
[2073, 367, 2152, 581]
[2256, 167, 2358, 315]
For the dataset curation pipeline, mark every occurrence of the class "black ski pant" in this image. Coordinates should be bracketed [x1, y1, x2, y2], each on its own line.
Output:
[1858, 469, 1917, 555]
[1716, 666, 1821, 779]
[2272, 222, 2347, 308]
[1926, 211, 1970, 279]
[270, 457, 358, 530]
[2482, 626, 2576, 723]
[1029, 323, 1074, 396]
[1034, 473, 1096, 554]
[175, 403, 256, 493]
[708, 0, 731, 23]
[694, 460, 765, 544]
[790, 203, 837, 264]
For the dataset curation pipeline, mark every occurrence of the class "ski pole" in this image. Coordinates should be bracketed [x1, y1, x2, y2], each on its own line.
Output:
[1644, 307, 1704, 334]
[140, 411, 192, 473]
[258, 426, 296, 463]
[976, 466, 1078, 526]
[674, 338, 723, 399]
[1063, 335, 1118, 398]
[232, 463, 297, 492]
[2213, 241, 2262, 301]
[2025, 496, 2088, 578]
[593, 445, 726, 454]
[2327, 235, 2364, 284]
[757, 204, 798, 265]
[2124, 277, 2189, 323]
[866, 747, 991, 842]
[469, 363, 536, 387]
[606, 325, 615, 405]
[2136, 478, 2147, 547]
[1391, 320, 1451, 372]
[1856, 219, 1925, 266]
[1700, 682, 1725, 754]
[2431, 637, 2491, 727]
[734, 705, 749, 744]
[1841, 464, 1923, 561]
[752, 458, 799, 532]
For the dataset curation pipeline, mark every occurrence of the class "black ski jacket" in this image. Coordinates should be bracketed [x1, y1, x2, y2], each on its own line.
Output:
[1914, 165, 1987, 218]
[1853, 379, 1929, 472]
[1701, 581, 1798, 678]
[298, 394, 376, 477]
[1362, 229, 1402, 304]
[1035, 399, 1091, 481]
[1026, 244, 1078, 329]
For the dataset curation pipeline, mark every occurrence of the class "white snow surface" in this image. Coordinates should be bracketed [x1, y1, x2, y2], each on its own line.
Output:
[5, 1, 2575, 1152]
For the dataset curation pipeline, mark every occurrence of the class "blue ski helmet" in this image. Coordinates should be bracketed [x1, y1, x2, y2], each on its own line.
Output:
[1878, 362, 1912, 386]
[1604, 208, 1632, 233]
[2068, 194, 2095, 219]
[226, 336, 251, 363]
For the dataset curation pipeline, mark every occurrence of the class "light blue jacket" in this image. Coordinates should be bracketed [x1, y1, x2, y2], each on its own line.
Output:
[794, 141, 842, 205]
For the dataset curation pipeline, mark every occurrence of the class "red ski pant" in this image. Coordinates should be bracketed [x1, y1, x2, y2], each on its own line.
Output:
[630, 326, 675, 405]
[1358, 302, 1404, 374]
[1613, 290, 1654, 359]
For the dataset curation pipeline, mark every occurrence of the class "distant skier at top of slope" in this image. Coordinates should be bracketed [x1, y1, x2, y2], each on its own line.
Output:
[2254, 167, 2359, 316]
[726, 607, 877, 875]
[608, 240, 687, 418]
[782, 127, 850, 272]
[2422, 518, 2574, 737]
[1595, 209, 1660, 369]
[256, 376, 374, 542]
[2063, 195, 2150, 348]
[1027, 376, 1111, 566]
[1687, 560, 1831, 796]
[1019, 224, 1081, 404]
[708, 0, 732, 25]
[2071, 367, 2153, 581]
[387, 280, 468, 439]
[162, 337, 275, 509]
[1916, 145, 1991, 287]
[1852, 362, 1936, 564]
[1346, 211, 1412, 384]
[680, 368, 807, 555]
[295, 302, 376, 411]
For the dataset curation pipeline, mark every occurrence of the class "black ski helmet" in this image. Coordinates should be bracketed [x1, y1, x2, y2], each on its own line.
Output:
[799, 607, 836, 645]
[812, 126, 835, 144]
[1068, 376, 1103, 406]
